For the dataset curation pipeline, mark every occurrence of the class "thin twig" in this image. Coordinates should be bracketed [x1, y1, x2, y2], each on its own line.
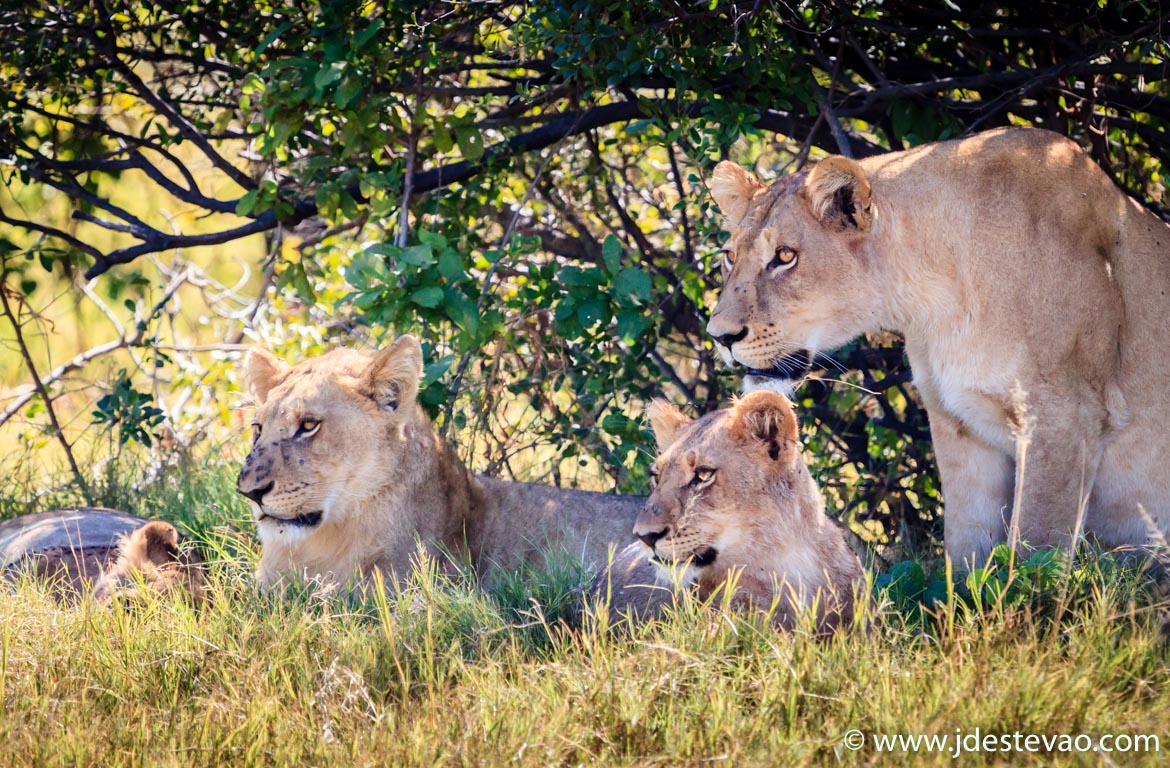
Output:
[0, 265, 92, 501]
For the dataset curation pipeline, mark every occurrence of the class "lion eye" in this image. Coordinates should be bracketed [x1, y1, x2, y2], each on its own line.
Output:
[769, 245, 797, 271]
[297, 418, 321, 436]
[721, 249, 734, 272]
[691, 467, 716, 486]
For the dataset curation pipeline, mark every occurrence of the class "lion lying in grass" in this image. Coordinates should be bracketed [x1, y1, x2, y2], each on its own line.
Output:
[0, 508, 204, 602]
[593, 391, 866, 633]
[237, 336, 642, 591]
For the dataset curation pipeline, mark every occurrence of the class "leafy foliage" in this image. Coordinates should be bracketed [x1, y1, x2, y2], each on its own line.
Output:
[1, 1, 1167, 553]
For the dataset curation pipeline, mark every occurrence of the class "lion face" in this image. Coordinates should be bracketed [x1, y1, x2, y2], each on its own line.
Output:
[705, 157, 884, 393]
[633, 391, 803, 580]
[236, 337, 424, 547]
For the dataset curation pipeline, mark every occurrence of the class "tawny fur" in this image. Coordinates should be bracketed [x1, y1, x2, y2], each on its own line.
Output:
[707, 127, 1170, 568]
[1, 509, 203, 603]
[93, 521, 206, 603]
[237, 337, 643, 591]
[596, 391, 866, 633]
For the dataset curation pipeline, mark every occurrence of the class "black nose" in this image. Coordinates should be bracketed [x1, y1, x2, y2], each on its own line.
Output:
[241, 481, 274, 505]
[637, 528, 667, 548]
[716, 327, 748, 348]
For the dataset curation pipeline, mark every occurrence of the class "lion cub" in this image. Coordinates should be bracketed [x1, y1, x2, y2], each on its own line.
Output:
[93, 521, 206, 604]
[594, 391, 865, 633]
[1, 509, 204, 603]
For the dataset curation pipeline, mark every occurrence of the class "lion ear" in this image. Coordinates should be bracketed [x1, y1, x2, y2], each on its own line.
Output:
[125, 521, 181, 567]
[364, 335, 423, 412]
[803, 156, 872, 231]
[645, 399, 692, 451]
[730, 390, 799, 461]
[246, 349, 290, 404]
[710, 161, 764, 228]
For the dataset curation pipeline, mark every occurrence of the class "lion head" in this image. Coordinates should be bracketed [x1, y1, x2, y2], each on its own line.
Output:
[236, 336, 429, 584]
[633, 390, 808, 578]
[93, 521, 206, 603]
[705, 157, 884, 393]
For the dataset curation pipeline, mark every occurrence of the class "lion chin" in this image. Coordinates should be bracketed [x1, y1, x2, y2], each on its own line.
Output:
[742, 372, 800, 397]
[593, 390, 866, 634]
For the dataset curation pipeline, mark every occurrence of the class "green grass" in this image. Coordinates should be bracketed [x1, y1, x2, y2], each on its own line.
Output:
[1, 465, 1168, 767]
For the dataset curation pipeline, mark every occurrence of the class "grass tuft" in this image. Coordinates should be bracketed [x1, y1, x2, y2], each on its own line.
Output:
[1, 465, 1168, 766]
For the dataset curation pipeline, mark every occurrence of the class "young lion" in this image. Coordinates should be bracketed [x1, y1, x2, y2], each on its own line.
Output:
[236, 336, 642, 591]
[93, 521, 207, 604]
[594, 391, 866, 633]
[0, 508, 204, 602]
[706, 127, 1170, 569]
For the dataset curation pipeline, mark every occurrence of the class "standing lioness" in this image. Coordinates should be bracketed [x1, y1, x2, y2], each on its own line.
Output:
[707, 127, 1170, 567]
[237, 336, 642, 590]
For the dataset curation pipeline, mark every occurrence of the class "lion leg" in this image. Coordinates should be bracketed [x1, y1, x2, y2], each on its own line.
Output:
[930, 408, 1014, 570]
[1008, 394, 1106, 556]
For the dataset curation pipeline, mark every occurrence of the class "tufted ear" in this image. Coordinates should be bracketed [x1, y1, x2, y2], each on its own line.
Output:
[645, 399, 692, 452]
[802, 155, 872, 231]
[246, 348, 290, 404]
[363, 335, 423, 412]
[710, 161, 764, 228]
[729, 390, 800, 461]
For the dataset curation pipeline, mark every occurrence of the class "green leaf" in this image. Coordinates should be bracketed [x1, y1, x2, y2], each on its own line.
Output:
[398, 244, 435, 267]
[335, 77, 363, 109]
[455, 126, 485, 161]
[443, 288, 479, 334]
[235, 190, 259, 216]
[615, 310, 648, 341]
[553, 297, 576, 321]
[350, 18, 384, 52]
[614, 266, 652, 303]
[314, 61, 345, 90]
[409, 286, 444, 308]
[433, 124, 454, 153]
[601, 234, 622, 275]
[559, 266, 605, 288]
[438, 249, 466, 282]
[421, 354, 455, 387]
[576, 299, 610, 329]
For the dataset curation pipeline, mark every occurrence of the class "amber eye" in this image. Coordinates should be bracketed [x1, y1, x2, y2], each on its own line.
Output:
[251, 423, 262, 444]
[769, 245, 797, 271]
[721, 249, 734, 271]
[691, 467, 716, 486]
[297, 418, 321, 436]
[648, 467, 660, 488]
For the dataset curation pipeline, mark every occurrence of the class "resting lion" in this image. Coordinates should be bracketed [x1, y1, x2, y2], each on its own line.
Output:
[593, 391, 865, 633]
[237, 336, 642, 591]
[706, 126, 1170, 568]
[0, 508, 204, 602]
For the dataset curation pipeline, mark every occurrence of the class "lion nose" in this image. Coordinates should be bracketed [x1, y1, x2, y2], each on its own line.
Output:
[637, 527, 668, 548]
[715, 327, 748, 348]
[240, 480, 274, 506]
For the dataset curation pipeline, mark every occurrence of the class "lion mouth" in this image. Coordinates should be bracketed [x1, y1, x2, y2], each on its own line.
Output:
[746, 349, 813, 380]
[653, 547, 719, 568]
[259, 511, 324, 528]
